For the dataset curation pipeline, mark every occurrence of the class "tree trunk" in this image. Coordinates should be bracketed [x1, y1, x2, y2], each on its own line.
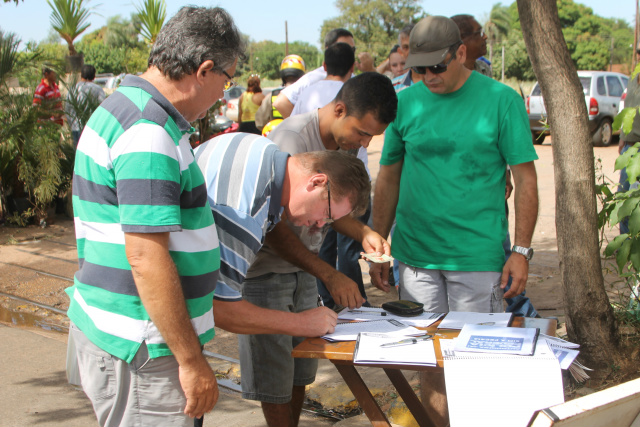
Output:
[517, 0, 621, 370]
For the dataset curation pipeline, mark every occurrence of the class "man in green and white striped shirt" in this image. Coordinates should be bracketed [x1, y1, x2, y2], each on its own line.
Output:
[67, 7, 244, 427]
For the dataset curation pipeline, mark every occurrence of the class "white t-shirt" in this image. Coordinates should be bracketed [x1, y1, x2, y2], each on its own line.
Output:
[280, 66, 327, 105]
[290, 80, 344, 117]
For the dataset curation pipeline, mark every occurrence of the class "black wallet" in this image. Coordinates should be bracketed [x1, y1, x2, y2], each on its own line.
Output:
[381, 300, 424, 317]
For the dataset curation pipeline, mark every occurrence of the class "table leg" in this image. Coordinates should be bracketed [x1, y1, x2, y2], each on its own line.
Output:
[419, 371, 449, 427]
[333, 363, 391, 427]
[384, 369, 436, 427]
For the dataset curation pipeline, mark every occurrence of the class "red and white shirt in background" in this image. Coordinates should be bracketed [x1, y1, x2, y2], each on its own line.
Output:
[33, 78, 63, 125]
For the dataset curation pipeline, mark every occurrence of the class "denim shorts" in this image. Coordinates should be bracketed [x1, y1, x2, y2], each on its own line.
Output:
[69, 322, 192, 427]
[238, 271, 319, 403]
[398, 263, 504, 313]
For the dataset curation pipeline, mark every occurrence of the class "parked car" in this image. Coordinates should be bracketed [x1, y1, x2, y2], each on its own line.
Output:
[94, 73, 125, 95]
[526, 71, 629, 146]
[222, 85, 245, 122]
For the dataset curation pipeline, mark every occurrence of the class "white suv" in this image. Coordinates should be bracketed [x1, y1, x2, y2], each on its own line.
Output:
[526, 70, 629, 146]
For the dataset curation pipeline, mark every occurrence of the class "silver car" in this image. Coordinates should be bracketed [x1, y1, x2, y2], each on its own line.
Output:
[527, 70, 629, 146]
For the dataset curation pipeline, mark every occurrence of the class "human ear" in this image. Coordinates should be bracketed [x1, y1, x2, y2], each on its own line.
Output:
[197, 60, 215, 81]
[334, 102, 347, 119]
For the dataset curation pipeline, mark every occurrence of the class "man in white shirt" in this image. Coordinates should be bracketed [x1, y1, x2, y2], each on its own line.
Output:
[273, 28, 374, 118]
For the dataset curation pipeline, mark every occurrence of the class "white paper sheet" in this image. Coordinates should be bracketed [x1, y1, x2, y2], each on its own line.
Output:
[353, 333, 437, 366]
[321, 319, 423, 342]
[337, 307, 445, 327]
[442, 339, 564, 427]
[438, 311, 513, 330]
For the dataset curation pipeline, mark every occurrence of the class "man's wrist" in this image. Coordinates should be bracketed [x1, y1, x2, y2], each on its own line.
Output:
[511, 245, 534, 261]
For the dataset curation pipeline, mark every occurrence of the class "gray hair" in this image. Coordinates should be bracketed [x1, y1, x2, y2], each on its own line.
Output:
[148, 6, 245, 80]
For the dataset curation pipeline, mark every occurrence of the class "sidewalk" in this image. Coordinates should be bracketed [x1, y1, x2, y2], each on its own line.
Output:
[0, 323, 346, 427]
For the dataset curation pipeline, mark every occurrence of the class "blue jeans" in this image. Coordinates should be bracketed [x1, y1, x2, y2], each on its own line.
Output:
[503, 232, 538, 317]
[317, 201, 371, 308]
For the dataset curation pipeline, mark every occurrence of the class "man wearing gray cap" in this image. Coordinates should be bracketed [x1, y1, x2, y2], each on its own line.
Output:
[372, 15, 539, 315]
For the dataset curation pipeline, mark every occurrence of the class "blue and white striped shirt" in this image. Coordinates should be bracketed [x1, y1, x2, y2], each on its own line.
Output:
[195, 133, 289, 301]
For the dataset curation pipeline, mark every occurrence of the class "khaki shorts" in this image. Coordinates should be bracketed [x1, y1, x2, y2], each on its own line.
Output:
[398, 263, 504, 313]
[70, 323, 192, 427]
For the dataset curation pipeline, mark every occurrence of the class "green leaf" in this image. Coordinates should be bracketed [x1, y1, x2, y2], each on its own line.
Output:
[610, 200, 625, 225]
[605, 233, 630, 257]
[618, 197, 640, 221]
[617, 238, 632, 272]
[632, 63, 640, 80]
[627, 154, 640, 184]
[630, 239, 640, 271]
[630, 206, 640, 236]
[615, 144, 639, 171]
[623, 108, 638, 136]
[613, 107, 636, 132]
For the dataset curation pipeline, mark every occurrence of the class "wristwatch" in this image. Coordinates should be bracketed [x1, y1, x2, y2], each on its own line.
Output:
[512, 245, 534, 261]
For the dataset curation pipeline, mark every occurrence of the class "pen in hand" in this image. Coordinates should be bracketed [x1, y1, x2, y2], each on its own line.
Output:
[380, 335, 434, 348]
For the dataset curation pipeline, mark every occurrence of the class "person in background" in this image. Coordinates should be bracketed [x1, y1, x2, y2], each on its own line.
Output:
[238, 74, 265, 134]
[65, 64, 106, 148]
[273, 28, 375, 118]
[255, 54, 306, 132]
[388, 45, 406, 78]
[67, 7, 244, 426]
[451, 14, 492, 77]
[33, 67, 64, 125]
[391, 24, 424, 92]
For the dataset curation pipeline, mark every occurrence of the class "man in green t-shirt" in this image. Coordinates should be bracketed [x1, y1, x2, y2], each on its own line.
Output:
[372, 15, 539, 315]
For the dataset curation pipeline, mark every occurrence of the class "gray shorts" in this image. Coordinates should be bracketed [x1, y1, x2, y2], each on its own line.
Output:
[69, 322, 192, 427]
[239, 271, 319, 404]
[398, 263, 504, 313]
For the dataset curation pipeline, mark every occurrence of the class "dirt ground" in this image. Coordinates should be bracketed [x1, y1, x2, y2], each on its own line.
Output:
[0, 135, 631, 384]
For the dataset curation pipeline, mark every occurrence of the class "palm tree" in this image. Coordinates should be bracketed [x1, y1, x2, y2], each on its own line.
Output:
[135, 0, 166, 46]
[485, 3, 512, 64]
[47, 0, 93, 57]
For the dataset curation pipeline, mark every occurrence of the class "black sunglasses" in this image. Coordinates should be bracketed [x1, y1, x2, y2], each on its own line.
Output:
[411, 53, 456, 75]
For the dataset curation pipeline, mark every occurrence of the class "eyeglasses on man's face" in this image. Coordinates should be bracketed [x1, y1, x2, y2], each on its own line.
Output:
[221, 69, 237, 92]
[324, 180, 334, 225]
[411, 52, 457, 75]
[464, 29, 486, 39]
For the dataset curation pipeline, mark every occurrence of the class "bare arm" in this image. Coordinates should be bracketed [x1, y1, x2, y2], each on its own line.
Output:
[370, 161, 403, 292]
[125, 232, 218, 419]
[213, 299, 337, 336]
[501, 161, 538, 298]
[265, 221, 365, 309]
[332, 215, 391, 288]
[273, 92, 294, 119]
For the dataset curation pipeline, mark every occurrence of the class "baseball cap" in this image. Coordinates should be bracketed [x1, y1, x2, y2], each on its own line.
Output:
[405, 16, 462, 68]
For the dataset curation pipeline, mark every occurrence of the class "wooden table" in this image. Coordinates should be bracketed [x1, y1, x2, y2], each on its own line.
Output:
[292, 317, 557, 427]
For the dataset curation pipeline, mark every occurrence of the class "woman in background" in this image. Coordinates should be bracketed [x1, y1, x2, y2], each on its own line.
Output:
[238, 75, 265, 134]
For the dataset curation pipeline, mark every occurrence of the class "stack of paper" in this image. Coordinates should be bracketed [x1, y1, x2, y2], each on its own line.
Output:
[321, 319, 424, 342]
[438, 311, 513, 330]
[337, 307, 445, 327]
[353, 333, 437, 366]
[540, 334, 591, 382]
[454, 324, 540, 356]
[442, 339, 564, 427]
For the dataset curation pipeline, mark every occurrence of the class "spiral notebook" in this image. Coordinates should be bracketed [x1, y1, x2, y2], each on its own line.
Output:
[441, 339, 564, 427]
